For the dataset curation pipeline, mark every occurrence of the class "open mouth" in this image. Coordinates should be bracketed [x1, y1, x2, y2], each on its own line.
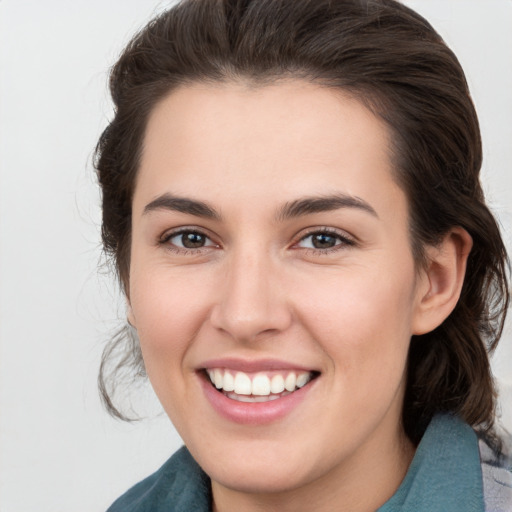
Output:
[204, 368, 320, 403]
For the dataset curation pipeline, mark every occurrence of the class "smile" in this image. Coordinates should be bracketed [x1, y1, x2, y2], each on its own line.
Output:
[206, 368, 317, 403]
[199, 363, 320, 424]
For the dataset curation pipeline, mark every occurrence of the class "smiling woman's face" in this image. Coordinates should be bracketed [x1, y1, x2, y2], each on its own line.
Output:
[128, 81, 432, 507]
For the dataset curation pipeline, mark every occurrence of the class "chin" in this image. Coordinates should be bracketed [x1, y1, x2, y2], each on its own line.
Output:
[186, 431, 333, 497]
[207, 459, 311, 495]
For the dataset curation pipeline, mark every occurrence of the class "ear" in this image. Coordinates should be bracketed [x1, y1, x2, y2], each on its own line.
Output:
[412, 227, 473, 335]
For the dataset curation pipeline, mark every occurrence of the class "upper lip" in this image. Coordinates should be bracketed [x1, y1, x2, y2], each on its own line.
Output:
[198, 357, 318, 373]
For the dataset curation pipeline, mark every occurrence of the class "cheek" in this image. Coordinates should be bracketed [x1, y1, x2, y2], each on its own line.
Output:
[296, 266, 416, 380]
[128, 264, 212, 367]
[128, 266, 216, 423]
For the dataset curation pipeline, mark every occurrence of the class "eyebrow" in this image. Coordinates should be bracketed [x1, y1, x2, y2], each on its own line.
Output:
[277, 194, 378, 221]
[143, 193, 221, 220]
[142, 192, 378, 221]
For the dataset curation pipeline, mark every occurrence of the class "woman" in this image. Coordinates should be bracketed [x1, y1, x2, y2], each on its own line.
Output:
[95, 0, 511, 510]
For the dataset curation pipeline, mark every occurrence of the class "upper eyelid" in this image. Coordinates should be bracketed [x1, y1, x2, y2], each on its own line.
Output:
[160, 226, 214, 242]
[294, 226, 356, 242]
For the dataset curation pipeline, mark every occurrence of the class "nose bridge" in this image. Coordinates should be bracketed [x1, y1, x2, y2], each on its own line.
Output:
[210, 242, 291, 341]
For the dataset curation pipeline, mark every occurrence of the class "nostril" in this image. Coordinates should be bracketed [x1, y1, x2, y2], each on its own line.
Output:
[209, 302, 293, 343]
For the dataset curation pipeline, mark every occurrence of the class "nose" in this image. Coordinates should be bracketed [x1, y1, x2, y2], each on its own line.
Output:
[209, 248, 292, 343]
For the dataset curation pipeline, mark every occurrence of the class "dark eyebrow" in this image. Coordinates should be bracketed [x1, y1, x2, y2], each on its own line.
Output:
[277, 194, 378, 221]
[143, 193, 221, 220]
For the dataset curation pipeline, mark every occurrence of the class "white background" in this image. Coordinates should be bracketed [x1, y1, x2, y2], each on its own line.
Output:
[0, 1, 511, 510]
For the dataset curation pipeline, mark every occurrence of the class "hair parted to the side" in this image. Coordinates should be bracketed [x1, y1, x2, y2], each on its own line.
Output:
[95, 0, 509, 442]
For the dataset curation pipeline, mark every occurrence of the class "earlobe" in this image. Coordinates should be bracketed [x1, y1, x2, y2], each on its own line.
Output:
[412, 227, 473, 335]
[127, 302, 136, 328]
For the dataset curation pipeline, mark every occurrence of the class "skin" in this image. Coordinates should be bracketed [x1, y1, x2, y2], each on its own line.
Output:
[127, 80, 471, 512]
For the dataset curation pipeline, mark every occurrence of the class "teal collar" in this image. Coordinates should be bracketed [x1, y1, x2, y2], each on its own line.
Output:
[378, 414, 484, 511]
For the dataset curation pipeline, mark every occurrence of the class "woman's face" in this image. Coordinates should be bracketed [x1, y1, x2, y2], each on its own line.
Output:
[128, 81, 431, 501]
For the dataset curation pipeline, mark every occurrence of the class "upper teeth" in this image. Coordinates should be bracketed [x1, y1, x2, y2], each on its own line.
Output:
[207, 369, 313, 396]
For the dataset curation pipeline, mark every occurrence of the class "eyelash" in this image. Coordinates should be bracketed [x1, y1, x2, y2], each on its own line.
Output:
[159, 227, 356, 255]
[159, 228, 218, 255]
[293, 228, 356, 255]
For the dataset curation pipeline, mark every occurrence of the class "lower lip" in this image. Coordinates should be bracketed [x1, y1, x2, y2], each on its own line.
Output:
[200, 374, 315, 425]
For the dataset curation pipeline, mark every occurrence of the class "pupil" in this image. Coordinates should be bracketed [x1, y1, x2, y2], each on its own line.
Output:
[182, 232, 205, 248]
[313, 233, 336, 249]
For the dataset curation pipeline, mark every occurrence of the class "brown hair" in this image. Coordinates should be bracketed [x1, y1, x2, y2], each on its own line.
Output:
[95, 0, 509, 443]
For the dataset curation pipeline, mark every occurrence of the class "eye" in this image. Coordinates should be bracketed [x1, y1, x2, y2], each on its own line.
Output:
[296, 230, 355, 251]
[162, 229, 216, 251]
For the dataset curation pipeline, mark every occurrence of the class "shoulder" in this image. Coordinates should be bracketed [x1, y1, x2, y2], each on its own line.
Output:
[106, 446, 211, 512]
[479, 431, 512, 512]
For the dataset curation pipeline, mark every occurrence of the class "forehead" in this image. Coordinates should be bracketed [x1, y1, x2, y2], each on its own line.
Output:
[136, 80, 403, 219]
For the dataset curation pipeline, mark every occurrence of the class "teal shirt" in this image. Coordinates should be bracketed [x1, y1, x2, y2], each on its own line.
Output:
[107, 414, 504, 511]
